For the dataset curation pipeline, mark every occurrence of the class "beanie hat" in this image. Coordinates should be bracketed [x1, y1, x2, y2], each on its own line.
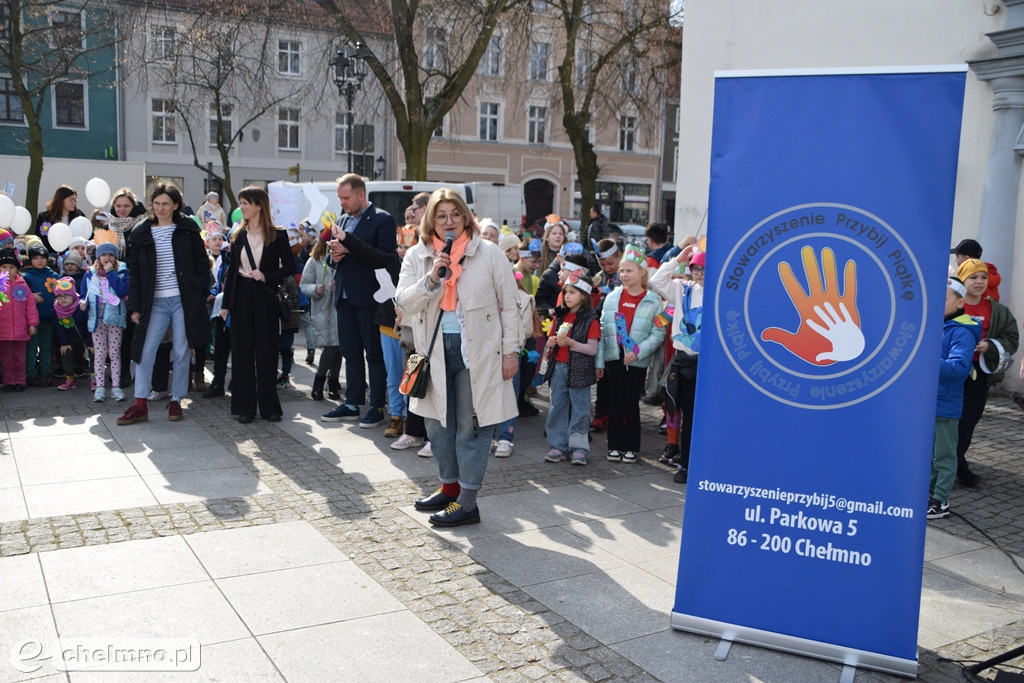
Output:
[957, 258, 987, 282]
[24, 235, 43, 251]
[0, 229, 12, 248]
[28, 244, 48, 259]
[62, 250, 83, 269]
[0, 248, 20, 268]
[69, 236, 88, 250]
[498, 233, 519, 253]
[95, 242, 118, 260]
[690, 251, 707, 268]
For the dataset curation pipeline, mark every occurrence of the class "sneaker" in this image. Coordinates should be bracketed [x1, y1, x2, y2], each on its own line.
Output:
[306, 350, 316, 365]
[607, 450, 622, 462]
[429, 501, 481, 527]
[590, 414, 609, 431]
[359, 407, 385, 429]
[570, 450, 588, 466]
[167, 400, 183, 421]
[147, 390, 170, 401]
[57, 378, 76, 391]
[111, 387, 126, 402]
[116, 404, 148, 426]
[927, 499, 950, 520]
[673, 467, 688, 484]
[93, 387, 106, 402]
[275, 374, 291, 390]
[321, 404, 360, 422]
[391, 434, 425, 450]
[417, 442, 433, 458]
[622, 451, 638, 464]
[494, 440, 513, 458]
[958, 469, 980, 488]
[545, 448, 566, 463]
[659, 444, 680, 464]
[384, 416, 404, 438]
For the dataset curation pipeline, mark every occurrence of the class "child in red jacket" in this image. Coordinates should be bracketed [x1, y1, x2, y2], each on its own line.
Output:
[0, 249, 39, 391]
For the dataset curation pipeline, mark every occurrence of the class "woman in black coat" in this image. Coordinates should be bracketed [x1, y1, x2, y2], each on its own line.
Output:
[220, 186, 295, 423]
[117, 183, 212, 426]
[35, 185, 86, 254]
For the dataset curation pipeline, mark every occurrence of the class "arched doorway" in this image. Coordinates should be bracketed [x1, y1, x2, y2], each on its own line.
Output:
[524, 178, 555, 231]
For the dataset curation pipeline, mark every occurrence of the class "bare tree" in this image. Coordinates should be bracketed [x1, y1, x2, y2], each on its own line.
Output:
[126, 0, 335, 211]
[319, 0, 529, 180]
[552, 0, 681, 223]
[0, 0, 135, 214]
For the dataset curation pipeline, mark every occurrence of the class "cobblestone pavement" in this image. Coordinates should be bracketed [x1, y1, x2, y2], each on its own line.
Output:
[3, 377, 1024, 682]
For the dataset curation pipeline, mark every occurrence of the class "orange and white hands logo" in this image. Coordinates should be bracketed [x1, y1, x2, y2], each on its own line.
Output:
[761, 246, 864, 366]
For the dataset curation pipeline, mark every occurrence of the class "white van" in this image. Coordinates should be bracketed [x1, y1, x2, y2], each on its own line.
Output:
[465, 182, 524, 229]
[266, 180, 473, 228]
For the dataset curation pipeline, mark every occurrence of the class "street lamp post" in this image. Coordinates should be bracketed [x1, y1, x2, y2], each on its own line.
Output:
[331, 44, 370, 175]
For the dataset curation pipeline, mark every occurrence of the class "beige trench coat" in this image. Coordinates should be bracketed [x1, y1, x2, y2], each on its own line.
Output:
[396, 234, 520, 428]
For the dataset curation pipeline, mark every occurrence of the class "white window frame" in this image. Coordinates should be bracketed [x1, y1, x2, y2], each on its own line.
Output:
[52, 79, 87, 129]
[424, 27, 447, 71]
[151, 98, 175, 144]
[335, 112, 351, 152]
[621, 60, 638, 96]
[481, 35, 502, 77]
[209, 103, 232, 147]
[529, 42, 549, 82]
[150, 25, 175, 61]
[277, 39, 301, 76]
[618, 114, 636, 152]
[0, 73, 25, 126]
[479, 101, 500, 142]
[278, 107, 300, 151]
[48, 7, 85, 50]
[527, 105, 546, 145]
[575, 48, 594, 89]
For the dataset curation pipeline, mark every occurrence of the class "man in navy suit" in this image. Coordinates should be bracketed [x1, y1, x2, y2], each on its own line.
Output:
[321, 174, 397, 427]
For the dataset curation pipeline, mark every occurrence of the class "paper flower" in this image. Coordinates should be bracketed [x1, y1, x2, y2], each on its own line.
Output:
[40, 222, 51, 236]
[57, 316, 74, 329]
[44, 277, 58, 293]
[11, 282, 29, 302]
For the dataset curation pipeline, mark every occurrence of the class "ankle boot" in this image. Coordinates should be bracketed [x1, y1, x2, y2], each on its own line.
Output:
[202, 381, 224, 398]
[327, 377, 341, 401]
[193, 370, 208, 392]
[311, 375, 326, 401]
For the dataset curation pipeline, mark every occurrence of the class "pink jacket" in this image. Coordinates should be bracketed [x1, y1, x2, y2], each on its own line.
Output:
[0, 275, 40, 341]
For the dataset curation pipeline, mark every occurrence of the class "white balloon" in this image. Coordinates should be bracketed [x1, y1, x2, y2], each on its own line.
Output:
[11, 206, 31, 235]
[84, 178, 111, 208]
[47, 222, 71, 252]
[0, 194, 13, 228]
[69, 215, 93, 240]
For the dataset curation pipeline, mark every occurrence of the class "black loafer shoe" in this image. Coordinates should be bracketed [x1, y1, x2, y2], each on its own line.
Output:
[238, 414, 254, 424]
[414, 488, 459, 511]
[673, 468, 688, 484]
[429, 502, 480, 527]
[264, 414, 282, 422]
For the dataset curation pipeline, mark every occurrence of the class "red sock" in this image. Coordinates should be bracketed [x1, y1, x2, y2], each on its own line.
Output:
[135, 398, 147, 409]
[667, 427, 679, 446]
[441, 482, 461, 497]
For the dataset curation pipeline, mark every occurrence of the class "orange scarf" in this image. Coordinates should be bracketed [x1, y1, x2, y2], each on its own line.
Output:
[431, 230, 470, 311]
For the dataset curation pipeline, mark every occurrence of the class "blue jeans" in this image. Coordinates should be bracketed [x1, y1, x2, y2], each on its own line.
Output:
[380, 333, 406, 417]
[135, 296, 190, 401]
[496, 365, 521, 442]
[425, 333, 494, 490]
[544, 362, 591, 454]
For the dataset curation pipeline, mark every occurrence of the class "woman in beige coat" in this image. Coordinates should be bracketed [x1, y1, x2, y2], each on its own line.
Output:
[396, 188, 520, 527]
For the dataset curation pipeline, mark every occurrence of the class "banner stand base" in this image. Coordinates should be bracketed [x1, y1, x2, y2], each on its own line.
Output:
[671, 612, 917, 679]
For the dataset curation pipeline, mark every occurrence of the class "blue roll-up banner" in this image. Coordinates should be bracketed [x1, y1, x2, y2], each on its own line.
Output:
[671, 67, 966, 677]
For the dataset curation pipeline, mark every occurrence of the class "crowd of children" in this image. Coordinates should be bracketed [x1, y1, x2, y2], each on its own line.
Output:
[2, 185, 1015, 517]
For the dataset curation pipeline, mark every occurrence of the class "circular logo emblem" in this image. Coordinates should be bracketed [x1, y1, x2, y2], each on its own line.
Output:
[715, 203, 926, 409]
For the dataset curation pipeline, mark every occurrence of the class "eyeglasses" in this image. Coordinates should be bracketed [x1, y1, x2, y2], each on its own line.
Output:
[435, 213, 463, 224]
[689, 266, 704, 273]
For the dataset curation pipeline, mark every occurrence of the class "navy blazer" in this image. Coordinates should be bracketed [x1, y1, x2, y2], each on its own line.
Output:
[332, 203, 397, 308]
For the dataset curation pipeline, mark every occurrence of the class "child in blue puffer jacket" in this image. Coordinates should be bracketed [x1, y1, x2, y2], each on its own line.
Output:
[929, 277, 981, 520]
[81, 242, 130, 401]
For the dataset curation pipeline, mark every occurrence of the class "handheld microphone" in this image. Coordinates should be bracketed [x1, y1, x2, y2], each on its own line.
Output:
[437, 231, 455, 278]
